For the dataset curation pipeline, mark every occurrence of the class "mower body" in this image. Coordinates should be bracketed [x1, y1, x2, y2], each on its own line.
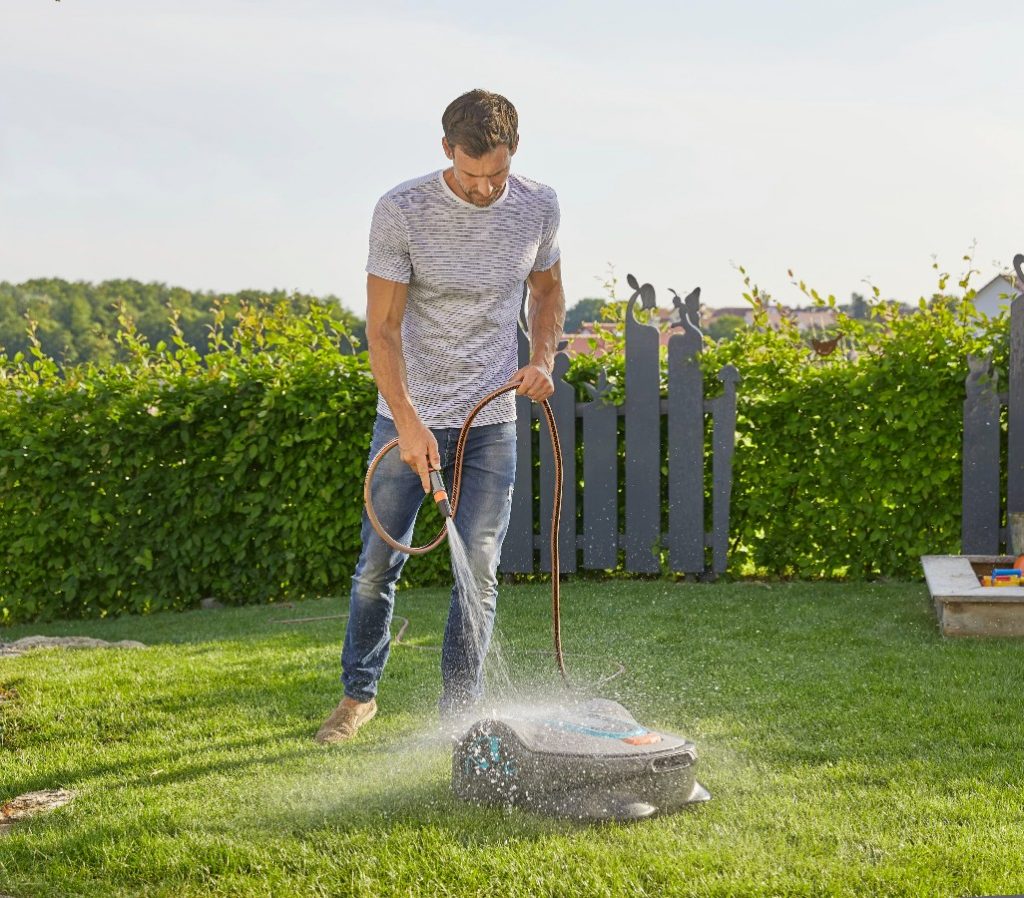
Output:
[451, 698, 709, 821]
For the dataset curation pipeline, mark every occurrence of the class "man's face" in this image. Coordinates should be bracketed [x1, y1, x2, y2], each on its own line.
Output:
[443, 139, 515, 208]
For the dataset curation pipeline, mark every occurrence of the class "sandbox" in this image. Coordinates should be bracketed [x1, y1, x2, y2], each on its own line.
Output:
[921, 554, 1024, 637]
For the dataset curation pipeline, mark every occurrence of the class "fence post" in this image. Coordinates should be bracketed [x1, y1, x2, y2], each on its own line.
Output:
[1007, 261, 1024, 525]
[962, 354, 1001, 554]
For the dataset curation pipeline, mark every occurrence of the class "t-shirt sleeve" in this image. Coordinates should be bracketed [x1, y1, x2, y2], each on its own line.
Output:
[365, 195, 412, 284]
[532, 189, 561, 273]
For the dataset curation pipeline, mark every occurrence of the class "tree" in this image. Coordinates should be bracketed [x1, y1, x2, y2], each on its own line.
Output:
[563, 297, 607, 334]
[707, 314, 747, 342]
[849, 292, 868, 320]
[0, 279, 365, 366]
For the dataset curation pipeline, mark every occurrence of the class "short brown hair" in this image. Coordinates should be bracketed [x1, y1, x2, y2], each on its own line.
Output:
[442, 89, 519, 157]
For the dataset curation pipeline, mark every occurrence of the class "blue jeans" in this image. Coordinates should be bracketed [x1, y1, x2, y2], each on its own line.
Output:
[342, 415, 517, 712]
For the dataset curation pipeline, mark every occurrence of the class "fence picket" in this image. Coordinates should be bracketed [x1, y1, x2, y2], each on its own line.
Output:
[623, 279, 662, 574]
[711, 366, 740, 574]
[667, 289, 705, 573]
[502, 311, 535, 572]
[581, 375, 618, 569]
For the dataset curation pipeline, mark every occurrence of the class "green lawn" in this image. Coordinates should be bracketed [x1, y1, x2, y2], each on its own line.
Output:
[1, 580, 1022, 897]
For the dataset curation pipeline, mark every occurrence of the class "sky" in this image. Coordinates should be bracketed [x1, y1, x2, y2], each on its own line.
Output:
[2, 0, 1022, 314]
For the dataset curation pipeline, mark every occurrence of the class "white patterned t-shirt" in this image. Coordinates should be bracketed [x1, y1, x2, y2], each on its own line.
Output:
[365, 169, 560, 428]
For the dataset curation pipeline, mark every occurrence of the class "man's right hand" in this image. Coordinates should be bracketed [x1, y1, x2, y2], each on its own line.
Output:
[397, 420, 440, 493]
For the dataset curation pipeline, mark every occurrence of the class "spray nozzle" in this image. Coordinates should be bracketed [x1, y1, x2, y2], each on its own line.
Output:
[428, 469, 452, 518]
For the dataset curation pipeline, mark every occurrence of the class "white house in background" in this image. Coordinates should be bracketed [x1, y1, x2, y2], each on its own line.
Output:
[973, 272, 1019, 318]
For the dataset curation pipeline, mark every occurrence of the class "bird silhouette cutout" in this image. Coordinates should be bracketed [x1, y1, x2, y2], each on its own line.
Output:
[668, 287, 703, 334]
[582, 369, 612, 403]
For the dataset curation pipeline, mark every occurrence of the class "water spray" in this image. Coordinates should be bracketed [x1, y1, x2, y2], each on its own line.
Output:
[363, 383, 708, 821]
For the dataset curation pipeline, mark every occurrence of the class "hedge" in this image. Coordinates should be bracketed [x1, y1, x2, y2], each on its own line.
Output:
[0, 284, 1012, 623]
[0, 302, 450, 623]
[564, 277, 1010, 579]
[706, 287, 1009, 578]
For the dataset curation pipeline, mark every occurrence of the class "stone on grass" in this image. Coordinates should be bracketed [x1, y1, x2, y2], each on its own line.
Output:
[0, 789, 75, 834]
[0, 636, 146, 658]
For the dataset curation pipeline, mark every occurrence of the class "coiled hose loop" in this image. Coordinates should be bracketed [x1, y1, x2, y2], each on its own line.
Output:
[363, 385, 566, 681]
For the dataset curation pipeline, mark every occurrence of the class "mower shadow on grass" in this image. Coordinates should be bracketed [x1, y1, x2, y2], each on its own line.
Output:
[233, 709, 714, 840]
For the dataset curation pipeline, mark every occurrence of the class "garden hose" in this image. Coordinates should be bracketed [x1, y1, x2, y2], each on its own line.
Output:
[363, 384, 567, 682]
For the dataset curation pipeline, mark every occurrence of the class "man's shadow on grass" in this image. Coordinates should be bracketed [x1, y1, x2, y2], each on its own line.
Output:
[10, 727, 579, 845]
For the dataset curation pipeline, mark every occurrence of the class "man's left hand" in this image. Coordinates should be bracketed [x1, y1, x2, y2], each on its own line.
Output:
[507, 364, 554, 401]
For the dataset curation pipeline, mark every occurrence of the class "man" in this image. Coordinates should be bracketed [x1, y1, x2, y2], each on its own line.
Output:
[315, 89, 565, 743]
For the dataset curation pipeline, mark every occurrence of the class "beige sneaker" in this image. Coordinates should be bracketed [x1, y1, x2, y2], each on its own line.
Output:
[314, 697, 377, 744]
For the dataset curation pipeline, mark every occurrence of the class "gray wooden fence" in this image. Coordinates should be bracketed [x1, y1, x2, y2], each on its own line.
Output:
[962, 253, 1024, 553]
[500, 275, 740, 578]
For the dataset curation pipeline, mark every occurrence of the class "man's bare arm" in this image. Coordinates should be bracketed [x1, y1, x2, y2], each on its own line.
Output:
[365, 273, 439, 491]
[507, 260, 566, 401]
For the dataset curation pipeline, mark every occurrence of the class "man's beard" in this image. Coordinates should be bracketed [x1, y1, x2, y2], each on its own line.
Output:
[460, 179, 505, 207]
